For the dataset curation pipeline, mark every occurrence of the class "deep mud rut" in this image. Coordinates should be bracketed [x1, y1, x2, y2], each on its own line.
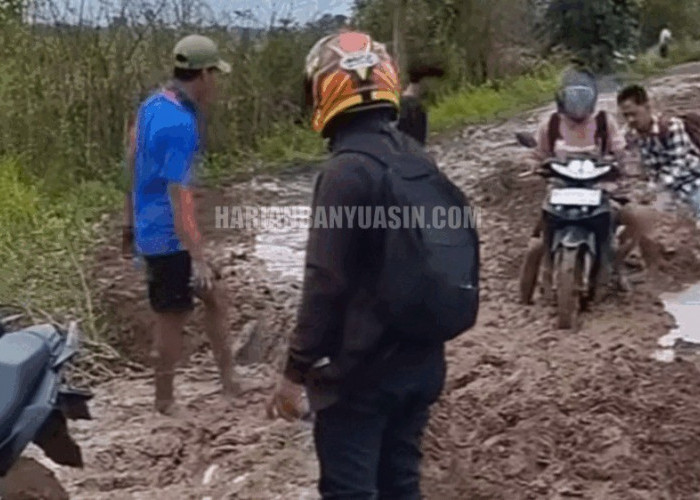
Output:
[15, 66, 700, 500]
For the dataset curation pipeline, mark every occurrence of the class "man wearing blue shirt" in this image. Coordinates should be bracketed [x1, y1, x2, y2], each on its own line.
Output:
[122, 34, 238, 415]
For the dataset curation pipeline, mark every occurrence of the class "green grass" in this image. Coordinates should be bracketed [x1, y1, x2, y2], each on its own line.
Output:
[198, 123, 324, 186]
[203, 62, 563, 174]
[428, 63, 561, 134]
[0, 157, 121, 339]
[632, 39, 700, 77]
[254, 121, 326, 166]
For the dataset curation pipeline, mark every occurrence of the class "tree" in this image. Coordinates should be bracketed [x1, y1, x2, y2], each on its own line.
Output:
[0, 0, 24, 23]
[542, 0, 642, 72]
[354, 0, 537, 89]
[638, 0, 700, 49]
[304, 13, 348, 38]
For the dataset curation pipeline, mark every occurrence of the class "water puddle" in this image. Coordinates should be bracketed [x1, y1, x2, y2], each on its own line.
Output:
[253, 212, 310, 282]
[250, 175, 314, 282]
[653, 282, 700, 362]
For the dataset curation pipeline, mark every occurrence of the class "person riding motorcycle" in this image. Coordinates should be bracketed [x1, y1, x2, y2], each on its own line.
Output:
[520, 68, 657, 303]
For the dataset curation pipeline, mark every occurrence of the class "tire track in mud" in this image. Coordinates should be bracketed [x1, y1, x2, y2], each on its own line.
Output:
[25, 68, 700, 499]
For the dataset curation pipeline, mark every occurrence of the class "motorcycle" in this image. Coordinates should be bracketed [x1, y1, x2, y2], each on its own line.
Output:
[515, 133, 623, 329]
[0, 317, 93, 499]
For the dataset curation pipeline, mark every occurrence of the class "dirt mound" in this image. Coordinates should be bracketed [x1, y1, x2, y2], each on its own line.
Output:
[424, 351, 700, 500]
[0, 458, 69, 500]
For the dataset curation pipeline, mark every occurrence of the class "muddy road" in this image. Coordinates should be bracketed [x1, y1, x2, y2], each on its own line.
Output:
[17, 66, 700, 500]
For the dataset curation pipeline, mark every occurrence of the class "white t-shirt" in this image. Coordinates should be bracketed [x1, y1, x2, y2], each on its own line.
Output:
[660, 28, 672, 45]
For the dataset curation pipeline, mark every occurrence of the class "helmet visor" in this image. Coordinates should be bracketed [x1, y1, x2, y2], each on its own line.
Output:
[561, 85, 596, 119]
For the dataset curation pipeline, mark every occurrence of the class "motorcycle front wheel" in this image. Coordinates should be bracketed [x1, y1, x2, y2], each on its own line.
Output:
[555, 247, 584, 330]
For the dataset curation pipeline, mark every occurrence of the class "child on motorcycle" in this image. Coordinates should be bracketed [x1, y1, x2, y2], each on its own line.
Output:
[520, 68, 658, 304]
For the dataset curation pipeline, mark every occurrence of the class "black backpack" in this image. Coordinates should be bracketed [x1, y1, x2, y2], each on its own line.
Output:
[659, 113, 700, 153]
[333, 125, 480, 343]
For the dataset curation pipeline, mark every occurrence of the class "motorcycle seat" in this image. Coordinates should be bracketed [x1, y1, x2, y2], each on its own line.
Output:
[0, 331, 52, 439]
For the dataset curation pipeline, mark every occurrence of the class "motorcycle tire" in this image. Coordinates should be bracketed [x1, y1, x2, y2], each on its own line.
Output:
[556, 247, 583, 330]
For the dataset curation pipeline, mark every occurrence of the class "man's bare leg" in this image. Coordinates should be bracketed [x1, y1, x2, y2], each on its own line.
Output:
[153, 311, 190, 414]
[520, 237, 544, 305]
[618, 204, 660, 276]
[197, 282, 240, 397]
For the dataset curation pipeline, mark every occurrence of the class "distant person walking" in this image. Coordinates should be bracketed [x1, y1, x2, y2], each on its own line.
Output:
[659, 26, 672, 59]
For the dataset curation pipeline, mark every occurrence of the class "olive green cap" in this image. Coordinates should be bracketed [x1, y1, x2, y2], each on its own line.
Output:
[173, 34, 231, 73]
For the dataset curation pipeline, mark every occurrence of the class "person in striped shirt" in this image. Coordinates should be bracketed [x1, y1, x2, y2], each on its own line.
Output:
[618, 84, 700, 222]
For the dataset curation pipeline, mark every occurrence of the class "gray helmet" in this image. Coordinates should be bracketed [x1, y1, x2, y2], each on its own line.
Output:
[555, 68, 598, 121]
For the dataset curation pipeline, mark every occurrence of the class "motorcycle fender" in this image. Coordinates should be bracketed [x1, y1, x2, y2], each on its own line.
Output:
[0, 405, 53, 477]
[551, 226, 597, 255]
[57, 388, 93, 421]
[33, 411, 83, 469]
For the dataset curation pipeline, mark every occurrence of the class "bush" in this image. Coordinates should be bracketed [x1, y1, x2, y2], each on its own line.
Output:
[0, 157, 40, 230]
[0, 155, 120, 338]
[429, 63, 560, 133]
[633, 38, 700, 76]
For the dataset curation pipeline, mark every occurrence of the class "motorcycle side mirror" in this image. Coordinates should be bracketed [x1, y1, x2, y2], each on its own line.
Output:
[515, 132, 537, 149]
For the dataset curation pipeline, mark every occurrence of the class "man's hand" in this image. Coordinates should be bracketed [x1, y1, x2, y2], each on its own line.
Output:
[121, 225, 134, 259]
[518, 157, 541, 177]
[191, 258, 217, 292]
[266, 375, 305, 422]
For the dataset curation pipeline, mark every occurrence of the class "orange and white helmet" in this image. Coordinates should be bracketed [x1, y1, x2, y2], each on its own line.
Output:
[304, 31, 401, 134]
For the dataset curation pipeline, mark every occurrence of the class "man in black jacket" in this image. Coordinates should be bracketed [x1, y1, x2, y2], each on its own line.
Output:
[267, 31, 448, 499]
[397, 63, 445, 145]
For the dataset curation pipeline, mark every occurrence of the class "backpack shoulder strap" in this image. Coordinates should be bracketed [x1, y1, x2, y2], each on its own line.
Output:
[547, 112, 561, 156]
[595, 111, 608, 154]
[657, 114, 673, 145]
[676, 113, 700, 152]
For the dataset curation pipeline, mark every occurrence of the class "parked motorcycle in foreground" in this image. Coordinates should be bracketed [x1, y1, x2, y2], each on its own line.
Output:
[516, 133, 623, 330]
[0, 319, 92, 499]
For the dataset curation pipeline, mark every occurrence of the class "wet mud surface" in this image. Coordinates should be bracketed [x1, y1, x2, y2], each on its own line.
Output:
[17, 68, 700, 499]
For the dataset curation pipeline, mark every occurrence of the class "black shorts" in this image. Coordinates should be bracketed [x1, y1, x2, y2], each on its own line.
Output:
[144, 251, 194, 313]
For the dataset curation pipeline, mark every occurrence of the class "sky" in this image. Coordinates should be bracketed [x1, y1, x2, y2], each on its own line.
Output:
[42, 0, 355, 26]
[218, 0, 353, 24]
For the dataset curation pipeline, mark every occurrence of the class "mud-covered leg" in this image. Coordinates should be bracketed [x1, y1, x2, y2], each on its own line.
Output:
[618, 204, 661, 286]
[520, 237, 544, 305]
[197, 282, 241, 397]
[153, 311, 189, 414]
